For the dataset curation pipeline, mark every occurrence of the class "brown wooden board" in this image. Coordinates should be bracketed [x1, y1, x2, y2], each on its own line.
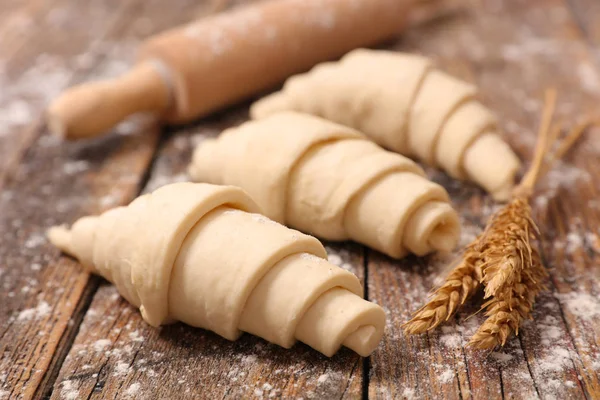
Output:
[0, 0, 229, 189]
[367, 0, 600, 399]
[0, 115, 160, 399]
[0, 0, 228, 398]
[0, 0, 141, 187]
[50, 109, 365, 400]
[1, 0, 600, 399]
[567, 0, 600, 54]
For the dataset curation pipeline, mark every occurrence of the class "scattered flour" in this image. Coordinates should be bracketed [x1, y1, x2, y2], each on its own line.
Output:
[402, 387, 416, 400]
[60, 380, 79, 400]
[577, 62, 600, 94]
[539, 348, 572, 373]
[541, 325, 562, 345]
[124, 382, 140, 397]
[24, 233, 46, 249]
[586, 232, 600, 254]
[491, 352, 514, 363]
[537, 315, 563, 346]
[128, 330, 145, 342]
[113, 361, 130, 377]
[0, 54, 68, 137]
[501, 38, 563, 61]
[317, 374, 329, 383]
[545, 378, 562, 393]
[62, 160, 90, 175]
[17, 301, 51, 321]
[439, 326, 463, 349]
[556, 292, 600, 320]
[565, 232, 584, 254]
[92, 339, 111, 352]
[439, 368, 454, 384]
[241, 355, 257, 364]
[537, 161, 591, 200]
[99, 194, 119, 208]
[0, 390, 9, 400]
[262, 383, 273, 391]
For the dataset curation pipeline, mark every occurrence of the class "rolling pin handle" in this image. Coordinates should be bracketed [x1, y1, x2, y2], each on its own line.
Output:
[47, 61, 171, 140]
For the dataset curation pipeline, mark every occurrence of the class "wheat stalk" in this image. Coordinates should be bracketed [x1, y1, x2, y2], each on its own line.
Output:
[477, 197, 539, 299]
[404, 89, 594, 350]
[468, 197, 548, 349]
[469, 89, 591, 350]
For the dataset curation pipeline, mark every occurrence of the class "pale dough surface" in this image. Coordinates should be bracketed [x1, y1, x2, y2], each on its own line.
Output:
[47, 182, 385, 357]
[189, 112, 461, 259]
[250, 49, 521, 201]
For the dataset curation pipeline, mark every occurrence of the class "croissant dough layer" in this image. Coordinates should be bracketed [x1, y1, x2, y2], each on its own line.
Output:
[189, 112, 460, 259]
[250, 49, 521, 201]
[47, 182, 385, 357]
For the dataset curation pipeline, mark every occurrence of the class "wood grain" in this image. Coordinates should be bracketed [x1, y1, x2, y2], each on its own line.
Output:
[0, 118, 160, 399]
[1, 0, 600, 399]
[0, 0, 225, 396]
[367, 0, 600, 399]
[0, 0, 227, 189]
[0, 0, 139, 187]
[49, 109, 365, 400]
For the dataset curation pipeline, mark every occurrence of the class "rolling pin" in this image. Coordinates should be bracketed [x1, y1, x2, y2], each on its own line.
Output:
[48, 0, 418, 140]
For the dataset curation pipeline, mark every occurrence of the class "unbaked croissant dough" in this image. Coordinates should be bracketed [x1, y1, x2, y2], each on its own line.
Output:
[47, 182, 385, 357]
[250, 49, 521, 201]
[189, 112, 461, 259]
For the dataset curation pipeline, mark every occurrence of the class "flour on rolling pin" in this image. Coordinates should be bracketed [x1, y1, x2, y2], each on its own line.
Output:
[47, 0, 417, 140]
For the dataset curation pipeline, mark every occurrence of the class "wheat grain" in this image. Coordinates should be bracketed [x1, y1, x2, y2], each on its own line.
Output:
[403, 244, 482, 334]
[478, 197, 539, 299]
[469, 242, 546, 349]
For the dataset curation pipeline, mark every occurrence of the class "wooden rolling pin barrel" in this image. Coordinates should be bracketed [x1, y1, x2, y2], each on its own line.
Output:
[48, 0, 416, 139]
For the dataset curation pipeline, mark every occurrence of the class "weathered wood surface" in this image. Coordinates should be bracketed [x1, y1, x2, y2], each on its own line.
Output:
[0, 0, 599, 399]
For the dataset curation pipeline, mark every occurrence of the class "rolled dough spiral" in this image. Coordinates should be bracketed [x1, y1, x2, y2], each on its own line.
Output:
[189, 112, 460, 259]
[47, 182, 385, 357]
[250, 49, 521, 201]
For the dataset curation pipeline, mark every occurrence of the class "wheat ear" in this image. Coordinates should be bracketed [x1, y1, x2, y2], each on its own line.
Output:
[404, 88, 594, 348]
[469, 89, 591, 349]
[403, 244, 482, 334]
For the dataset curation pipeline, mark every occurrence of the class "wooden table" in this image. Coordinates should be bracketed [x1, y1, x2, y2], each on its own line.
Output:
[1, 0, 599, 398]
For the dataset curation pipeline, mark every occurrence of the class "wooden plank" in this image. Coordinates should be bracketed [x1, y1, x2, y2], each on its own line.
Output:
[566, 0, 600, 54]
[368, 0, 600, 398]
[0, 0, 141, 185]
[0, 0, 229, 395]
[50, 109, 364, 399]
[0, 116, 160, 399]
[0, 0, 230, 189]
[0, 1, 57, 49]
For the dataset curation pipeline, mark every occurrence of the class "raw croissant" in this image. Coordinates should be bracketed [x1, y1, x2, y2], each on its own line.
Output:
[250, 49, 521, 201]
[189, 112, 461, 259]
[47, 182, 385, 357]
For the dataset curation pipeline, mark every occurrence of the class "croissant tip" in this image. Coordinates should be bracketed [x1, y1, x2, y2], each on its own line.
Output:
[46, 225, 73, 254]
